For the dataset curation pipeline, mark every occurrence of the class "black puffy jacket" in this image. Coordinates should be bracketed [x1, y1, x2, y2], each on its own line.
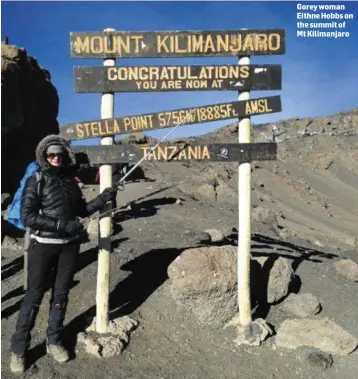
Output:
[20, 134, 105, 239]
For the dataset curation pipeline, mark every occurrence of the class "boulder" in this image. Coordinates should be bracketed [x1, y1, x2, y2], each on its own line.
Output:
[334, 259, 358, 281]
[281, 293, 321, 317]
[276, 318, 358, 356]
[1, 42, 59, 195]
[252, 256, 293, 304]
[168, 246, 237, 326]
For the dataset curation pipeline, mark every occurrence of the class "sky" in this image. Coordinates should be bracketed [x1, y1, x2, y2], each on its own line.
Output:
[2, 0, 358, 146]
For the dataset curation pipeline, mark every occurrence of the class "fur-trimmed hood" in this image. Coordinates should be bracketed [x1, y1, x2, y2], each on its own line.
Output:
[36, 134, 76, 168]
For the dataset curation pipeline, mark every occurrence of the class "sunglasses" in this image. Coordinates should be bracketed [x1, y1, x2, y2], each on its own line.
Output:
[46, 153, 64, 159]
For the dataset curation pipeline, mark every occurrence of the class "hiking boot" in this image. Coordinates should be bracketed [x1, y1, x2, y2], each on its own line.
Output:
[10, 353, 25, 374]
[46, 342, 69, 363]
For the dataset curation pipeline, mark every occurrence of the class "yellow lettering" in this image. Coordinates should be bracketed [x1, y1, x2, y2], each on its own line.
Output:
[216, 35, 229, 52]
[103, 36, 116, 54]
[90, 122, 99, 136]
[256, 33, 268, 51]
[204, 35, 215, 52]
[107, 67, 117, 81]
[157, 35, 170, 53]
[192, 35, 203, 52]
[90, 36, 103, 53]
[113, 120, 120, 134]
[169, 146, 178, 160]
[74, 36, 89, 54]
[174, 36, 187, 53]
[98, 121, 105, 135]
[157, 146, 167, 160]
[178, 147, 187, 160]
[202, 146, 210, 159]
[269, 33, 280, 51]
[240, 66, 249, 78]
[158, 113, 166, 127]
[117, 35, 130, 54]
[123, 118, 131, 131]
[132, 36, 143, 53]
[160, 68, 170, 80]
[188, 146, 198, 159]
[242, 34, 255, 52]
[76, 124, 84, 138]
[258, 99, 272, 113]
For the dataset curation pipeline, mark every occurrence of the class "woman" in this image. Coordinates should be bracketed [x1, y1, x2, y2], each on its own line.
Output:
[10, 135, 116, 373]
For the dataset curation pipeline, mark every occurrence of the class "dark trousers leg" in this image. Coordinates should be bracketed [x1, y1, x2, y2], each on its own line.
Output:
[11, 241, 59, 356]
[46, 242, 80, 344]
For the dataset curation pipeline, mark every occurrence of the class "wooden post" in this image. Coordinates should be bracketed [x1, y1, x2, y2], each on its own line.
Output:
[96, 28, 115, 333]
[237, 52, 252, 327]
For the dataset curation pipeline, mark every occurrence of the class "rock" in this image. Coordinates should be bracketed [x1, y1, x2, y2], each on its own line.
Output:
[204, 229, 225, 243]
[97, 336, 124, 358]
[276, 318, 358, 356]
[197, 183, 216, 202]
[86, 218, 99, 237]
[295, 346, 333, 370]
[2, 42, 59, 194]
[168, 246, 237, 326]
[77, 332, 86, 344]
[84, 336, 102, 358]
[2, 235, 23, 250]
[196, 232, 211, 244]
[215, 181, 237, 204]
[224, 315, 273, 347]
[252, 207, 278, 226]
[334, 259, 358, 281]
[281, 293, 321, 317]
[266, 257, 293, 304]
[80, 316, 139, 358]
[85, 316, 138, 336]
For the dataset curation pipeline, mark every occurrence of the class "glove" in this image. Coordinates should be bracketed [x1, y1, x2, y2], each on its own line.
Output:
[59, 220, 84, 237]
[100, 187, 117, 203]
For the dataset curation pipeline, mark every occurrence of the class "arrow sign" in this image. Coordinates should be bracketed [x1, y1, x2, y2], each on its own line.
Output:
[60, 95, 282, 141]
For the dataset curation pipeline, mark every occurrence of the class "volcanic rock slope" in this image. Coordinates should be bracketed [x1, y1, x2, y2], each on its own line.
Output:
[152, 108, 358, 252]
[1, 109, 358, 379]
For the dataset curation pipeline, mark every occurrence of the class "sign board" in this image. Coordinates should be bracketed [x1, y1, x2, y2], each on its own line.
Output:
[74, 64, 282, 93]
[70, 29, 285, 58]
[60, 95, 281, 141]
[72, 143, 277, 164]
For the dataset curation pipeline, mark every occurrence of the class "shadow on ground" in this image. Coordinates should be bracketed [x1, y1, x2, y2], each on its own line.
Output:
[226, 231, 338, 320]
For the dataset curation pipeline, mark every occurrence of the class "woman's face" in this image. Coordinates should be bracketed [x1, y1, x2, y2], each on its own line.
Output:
[46, 153, 63, 166]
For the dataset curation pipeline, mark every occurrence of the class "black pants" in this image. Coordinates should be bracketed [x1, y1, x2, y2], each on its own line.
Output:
[11, 239, 80, 356]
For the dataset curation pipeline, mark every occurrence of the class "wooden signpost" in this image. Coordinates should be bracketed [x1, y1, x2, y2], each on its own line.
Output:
[66, 27, 285, 336]
[72, 142, 277, 165]
[70, 29, 285, 58]
[74, 64, 282, 93]
[60, 95, 282, 141]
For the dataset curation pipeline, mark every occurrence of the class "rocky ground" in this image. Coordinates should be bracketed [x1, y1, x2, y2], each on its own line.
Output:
[1, 108, 358, 379]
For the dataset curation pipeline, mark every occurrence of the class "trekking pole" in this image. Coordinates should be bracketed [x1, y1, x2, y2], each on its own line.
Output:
[112, 108, 197, 189]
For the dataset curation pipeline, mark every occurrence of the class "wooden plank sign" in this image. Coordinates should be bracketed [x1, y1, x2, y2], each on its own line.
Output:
[74, 64, 282, 93]
[72, 143, 277, 164]
[70, 29, 285, 58]
[60, 95, 281, 141]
